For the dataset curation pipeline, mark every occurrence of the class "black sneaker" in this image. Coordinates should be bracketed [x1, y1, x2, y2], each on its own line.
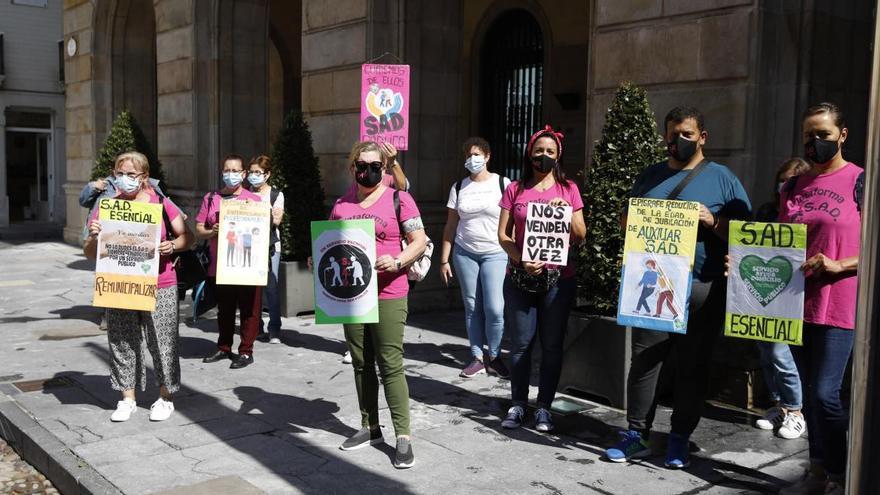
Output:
[202, 350, 233, 363]
[230, 354, 254, 369]
[486, 357, 510, 378]
[393, 437, 414, 469]
[339, 428, 383, 451]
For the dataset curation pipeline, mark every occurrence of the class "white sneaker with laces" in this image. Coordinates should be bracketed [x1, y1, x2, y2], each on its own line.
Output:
[149, 397, 175, 422]
[342, 350, 352, 364]
[269, 337, 281, 344]
[755, 406, 784, 430]
[777, 411, 806, 439]
[110, 398, 137, 422]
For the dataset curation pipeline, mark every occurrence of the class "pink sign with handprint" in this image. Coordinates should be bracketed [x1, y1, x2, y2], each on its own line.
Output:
[360, 64, 410, 150]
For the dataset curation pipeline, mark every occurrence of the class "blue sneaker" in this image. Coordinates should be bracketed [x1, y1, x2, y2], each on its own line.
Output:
[664, 432, 690, 469]
[605, 430, 650, 462]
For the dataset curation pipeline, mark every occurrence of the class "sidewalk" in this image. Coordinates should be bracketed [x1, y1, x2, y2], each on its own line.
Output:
[0, 241, 808, 494]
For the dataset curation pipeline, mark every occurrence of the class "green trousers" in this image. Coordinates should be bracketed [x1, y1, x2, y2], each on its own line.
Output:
[344, 297, 410, 437]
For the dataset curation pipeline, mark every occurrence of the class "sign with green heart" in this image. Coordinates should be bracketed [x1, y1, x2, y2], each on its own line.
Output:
[725, 221, 806, 346]
[739, 255, 793, 306]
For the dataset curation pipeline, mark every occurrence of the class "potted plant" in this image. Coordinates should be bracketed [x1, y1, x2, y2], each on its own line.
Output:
[558, 82, 666, 408]
[269, 111, 325, 316]
[91, 110, 169, 190]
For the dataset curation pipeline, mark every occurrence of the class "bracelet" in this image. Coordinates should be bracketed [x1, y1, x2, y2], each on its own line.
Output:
[440, 261, 449, 265]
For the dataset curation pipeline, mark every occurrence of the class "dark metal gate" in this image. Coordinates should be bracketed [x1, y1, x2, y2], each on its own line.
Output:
[479, 10, 544, 180]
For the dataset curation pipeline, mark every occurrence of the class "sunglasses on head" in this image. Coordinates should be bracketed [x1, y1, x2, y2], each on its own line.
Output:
[355, 160, 383, 171]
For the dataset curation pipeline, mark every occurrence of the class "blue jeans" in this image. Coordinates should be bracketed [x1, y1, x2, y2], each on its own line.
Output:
[635, 285, 655, 313]
[259, 250, 282, 337]
[757, 341, 802, 410]
[505, 276, 576, 409]
[452, 245, 507, 359]
[790, 324, 853, 476]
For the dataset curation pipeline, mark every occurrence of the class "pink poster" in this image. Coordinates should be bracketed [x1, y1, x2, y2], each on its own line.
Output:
[360, 64, 410, 150]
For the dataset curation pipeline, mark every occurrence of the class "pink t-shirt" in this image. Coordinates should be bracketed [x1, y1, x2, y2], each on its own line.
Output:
[779, 162, 863, 329]
[499, 180, 584, 278]
[90, 193, 180, 290]
[330, 186, 421, 299]
[195, 188, 263, 277]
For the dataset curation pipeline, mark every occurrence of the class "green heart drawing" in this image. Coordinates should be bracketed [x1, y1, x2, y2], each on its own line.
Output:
[739, 255, 793, 306]
[141, 262, 151, 274]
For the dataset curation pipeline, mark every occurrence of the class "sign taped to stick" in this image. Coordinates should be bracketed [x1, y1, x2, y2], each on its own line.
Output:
[724, 220, 806, 345]
[93, 198, 162, 311]
[360, 64, 410, 150]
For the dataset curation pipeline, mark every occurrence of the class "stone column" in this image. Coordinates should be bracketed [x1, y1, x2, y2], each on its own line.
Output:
[0, 111, 8, 227]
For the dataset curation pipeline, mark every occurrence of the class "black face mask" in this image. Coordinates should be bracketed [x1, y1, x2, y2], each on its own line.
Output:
[531, 154, 557, 174]
[667, 134, 698, 163]
[805, 137, 839, 165]
[354, 161, 383, 188]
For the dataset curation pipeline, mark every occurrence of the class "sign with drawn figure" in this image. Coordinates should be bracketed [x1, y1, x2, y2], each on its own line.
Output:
[360, 63, 410, 150]
[521, 202, 573, 265]
[93, 198, 162, 311]
[216, 199, 271, 286]
[725, 221, 806, 345]
[311, 220, 378, 324]
[617, 198, 701, 333]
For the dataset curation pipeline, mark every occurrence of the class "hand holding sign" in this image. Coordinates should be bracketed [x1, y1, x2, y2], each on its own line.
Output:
[522, 202, 573, 266]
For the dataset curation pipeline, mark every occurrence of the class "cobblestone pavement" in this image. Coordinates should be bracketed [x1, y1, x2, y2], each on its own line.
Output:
[0, 439, 58, 495]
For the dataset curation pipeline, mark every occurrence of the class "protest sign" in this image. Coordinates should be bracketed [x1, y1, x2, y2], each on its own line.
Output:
[360, 64, 410, 150]
[521, 202, 573, 265]
[617, 198, 700, 333]
[311, 220, 378, 324]
[724, 221, 806, 345]
[93, 198, 162, 311]
[216, 199, 271, 286]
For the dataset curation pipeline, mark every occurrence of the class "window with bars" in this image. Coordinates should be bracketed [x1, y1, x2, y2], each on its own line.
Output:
[479, 10, 544, 180]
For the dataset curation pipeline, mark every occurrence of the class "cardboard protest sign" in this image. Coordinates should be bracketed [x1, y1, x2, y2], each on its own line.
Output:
[93, 198, 162, 311]
[311, 220, 378, 324]
[360, 64, 410, 150]
[216, 199, 271, 286]
[724, 221, 806, 345]
[521, 202, 573, 265]
[617, 198, 700, 333]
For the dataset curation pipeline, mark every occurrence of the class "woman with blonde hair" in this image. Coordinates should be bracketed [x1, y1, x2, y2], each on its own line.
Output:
[84, 151, 192, 422]
[329, 141, 427, 469]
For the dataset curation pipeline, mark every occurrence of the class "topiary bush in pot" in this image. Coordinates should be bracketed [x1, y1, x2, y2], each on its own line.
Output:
[91, 110, 168, 190]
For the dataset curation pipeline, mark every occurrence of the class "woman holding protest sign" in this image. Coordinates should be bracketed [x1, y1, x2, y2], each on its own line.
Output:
[777, 103, 863, 495]
[439, 137, 511, 379]
[497, 125, 586, 433]
[84, 151, 191, 422]
[247, 155, 285, 344]
[195, 154, 264, 369]
[752, 158, 810, 440]
[329, 141, 426, 469]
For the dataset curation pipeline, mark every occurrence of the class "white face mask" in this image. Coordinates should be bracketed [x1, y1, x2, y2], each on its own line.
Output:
[464, 155, 486, 174]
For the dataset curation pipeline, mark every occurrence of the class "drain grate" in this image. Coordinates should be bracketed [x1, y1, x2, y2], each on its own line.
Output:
[11, 377, 73, 393]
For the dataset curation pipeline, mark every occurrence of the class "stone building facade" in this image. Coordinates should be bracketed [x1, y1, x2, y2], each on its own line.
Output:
[62, 0, 873, 310]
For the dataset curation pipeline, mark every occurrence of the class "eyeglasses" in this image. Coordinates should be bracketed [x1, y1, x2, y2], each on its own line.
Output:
[355, 161, 383, 172]
[113, 171, 144, 180]
[248, 171, 266, 177]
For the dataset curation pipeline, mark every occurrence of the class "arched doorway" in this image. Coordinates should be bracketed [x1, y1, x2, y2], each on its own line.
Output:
[478, 9, 544, 179]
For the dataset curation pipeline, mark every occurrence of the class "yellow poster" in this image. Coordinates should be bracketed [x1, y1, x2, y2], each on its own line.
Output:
[617, 198, 700, 333]
[93, 198, 163, 311]
[216, 199, 271, 286]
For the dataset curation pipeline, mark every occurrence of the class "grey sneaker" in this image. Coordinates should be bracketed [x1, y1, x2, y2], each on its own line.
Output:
[535, 408, 554, 432]
[501, 405, 525, 429]
[393, 437, 414, 469]
[460, 359, 485, 378]
[339, 427, 383, 451]
[485, 357, 510, 378]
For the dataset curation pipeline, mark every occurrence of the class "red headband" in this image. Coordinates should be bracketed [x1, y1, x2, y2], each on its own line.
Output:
[527, 125, 564, 159]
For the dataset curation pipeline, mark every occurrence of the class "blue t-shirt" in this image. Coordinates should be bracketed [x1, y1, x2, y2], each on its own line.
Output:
[639, 269, 658, 287]
[629, 161, 751, 282]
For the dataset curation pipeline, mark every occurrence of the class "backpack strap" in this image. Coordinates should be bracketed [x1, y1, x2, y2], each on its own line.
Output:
[855, 170, 865, 213]
[269, 187, 279, 207]
[498, 174, 506, 195]
[666, 160, 707, 201]
[393, 189, 401, 224]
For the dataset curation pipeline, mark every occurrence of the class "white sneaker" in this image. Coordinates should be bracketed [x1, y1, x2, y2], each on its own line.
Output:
[780, 470, 826, 495]
[755, 406, 785, 430]
[342, 350, 352, 364]
[110, 398, 137, 422]
[149, 398, 175, 421]
[269, 337, 281, 345]
[778, 411, 806, 439]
